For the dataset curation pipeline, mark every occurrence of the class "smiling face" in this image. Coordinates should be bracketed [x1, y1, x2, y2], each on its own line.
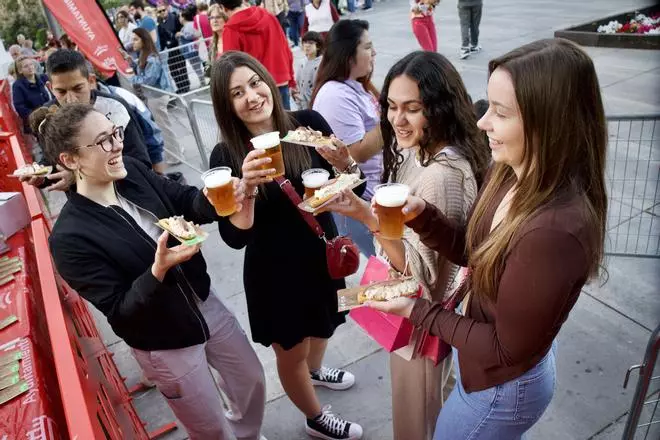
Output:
[228, 66, 274, 134]
[60, 111, 127, 184]
[386, 74, 427, 150]
[349, 31, 376, 80]
[478, 67, 526, 177]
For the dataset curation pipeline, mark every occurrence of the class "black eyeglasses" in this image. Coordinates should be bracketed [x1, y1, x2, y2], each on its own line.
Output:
[157, 9, 167, 13]
[77, 126, 124, 152]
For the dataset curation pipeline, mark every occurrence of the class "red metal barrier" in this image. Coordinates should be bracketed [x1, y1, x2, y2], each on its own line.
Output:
[0, 81, 177, 439]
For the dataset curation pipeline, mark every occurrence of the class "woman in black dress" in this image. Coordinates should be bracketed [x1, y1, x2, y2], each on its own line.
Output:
[209, 51, 364, 440]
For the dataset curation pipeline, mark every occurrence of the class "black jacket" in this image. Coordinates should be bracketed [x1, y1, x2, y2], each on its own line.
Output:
[49, 158, 219, 351]
[44, 90, 151, 168]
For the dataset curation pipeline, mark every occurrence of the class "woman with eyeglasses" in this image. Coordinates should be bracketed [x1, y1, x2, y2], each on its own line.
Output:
[208, 4, 229, 62]
[32, 103, 267, 440]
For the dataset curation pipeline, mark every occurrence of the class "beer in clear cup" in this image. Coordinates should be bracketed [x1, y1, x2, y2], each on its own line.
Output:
[374, 183, 410, 240]
[251, 131, 285, 178]
[201, 167, 236, 217]
[302, 168, 330, 199]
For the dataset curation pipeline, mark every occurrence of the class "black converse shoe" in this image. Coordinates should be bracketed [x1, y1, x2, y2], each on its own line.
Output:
[310, 366, 355, 390]
[306, 405, 363, 440]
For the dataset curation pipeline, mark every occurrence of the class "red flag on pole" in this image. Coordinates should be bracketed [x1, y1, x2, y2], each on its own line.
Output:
[42, 0, 130, 77]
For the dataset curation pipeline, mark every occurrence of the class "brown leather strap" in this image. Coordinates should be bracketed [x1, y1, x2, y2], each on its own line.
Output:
[274, 176, 325, 239]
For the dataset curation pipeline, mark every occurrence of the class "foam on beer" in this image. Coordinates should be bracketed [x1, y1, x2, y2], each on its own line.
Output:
[375, 185, 409, 207]
[251, 131, 281, 150]
[204, 169, 232, 188]
[303, 173, 329, 188]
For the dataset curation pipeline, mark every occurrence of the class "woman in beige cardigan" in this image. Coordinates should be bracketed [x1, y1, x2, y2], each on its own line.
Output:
[318, 51, 490, 439]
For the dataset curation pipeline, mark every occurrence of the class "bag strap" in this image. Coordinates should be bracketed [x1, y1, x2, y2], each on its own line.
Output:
[274, 176, 325, 239]
[246, 140, 325, 240]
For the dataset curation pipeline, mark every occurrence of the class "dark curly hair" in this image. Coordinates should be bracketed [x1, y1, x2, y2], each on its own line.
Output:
[380, 51, 489, 185]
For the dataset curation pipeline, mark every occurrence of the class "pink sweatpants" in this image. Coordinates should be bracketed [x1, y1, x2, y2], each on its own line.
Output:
[133, 293, 266, 440]
[412, 16, 438, 52]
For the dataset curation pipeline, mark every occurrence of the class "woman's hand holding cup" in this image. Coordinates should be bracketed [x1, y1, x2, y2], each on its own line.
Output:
[241, 149, 276, 193]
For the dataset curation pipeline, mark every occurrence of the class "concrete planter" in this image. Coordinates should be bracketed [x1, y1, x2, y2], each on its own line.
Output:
[554, 6, 659, 50]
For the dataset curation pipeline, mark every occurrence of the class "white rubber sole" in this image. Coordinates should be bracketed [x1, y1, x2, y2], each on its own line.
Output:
[311, 378, 355, 391]
[305, 424, 363, 440]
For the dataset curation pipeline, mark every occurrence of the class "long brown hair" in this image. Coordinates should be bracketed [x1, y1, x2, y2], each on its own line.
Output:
[133, 27, 159, 70]
[379, 51, 489, 185]
[467, 38, 607, 300]
[310, 19, 379, 107]
[208, 4, 228, 61]
[210, 51, 311, 179]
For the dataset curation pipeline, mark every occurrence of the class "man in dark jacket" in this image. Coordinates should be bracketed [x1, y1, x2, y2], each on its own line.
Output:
[156, 1, 190, 93]
[23, 49, 152, 191]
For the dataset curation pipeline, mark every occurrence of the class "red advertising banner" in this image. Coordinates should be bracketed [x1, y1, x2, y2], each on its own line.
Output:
[42, 0, 130, 77]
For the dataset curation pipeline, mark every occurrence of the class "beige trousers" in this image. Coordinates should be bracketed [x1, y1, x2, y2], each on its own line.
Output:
[390, 352, 455, 440]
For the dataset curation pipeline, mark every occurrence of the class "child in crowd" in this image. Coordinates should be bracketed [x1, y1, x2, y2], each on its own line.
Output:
[294, 31, 324, 110]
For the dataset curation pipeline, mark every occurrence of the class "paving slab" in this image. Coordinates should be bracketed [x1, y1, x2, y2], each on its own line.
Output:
[528, 293, 653, 440]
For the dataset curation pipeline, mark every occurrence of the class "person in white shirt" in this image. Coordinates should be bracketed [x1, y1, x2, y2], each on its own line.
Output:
[116, 10, 138, 51]
[304, 0, 339, 37]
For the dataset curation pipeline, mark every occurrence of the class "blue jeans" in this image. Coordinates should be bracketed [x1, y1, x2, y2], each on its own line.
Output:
[287, 11, 304, 45]
[333, 213, 375, 257]
[435, 342, 557, 440]
[347, 0, 356, 12]
[278, 85, 291, 110]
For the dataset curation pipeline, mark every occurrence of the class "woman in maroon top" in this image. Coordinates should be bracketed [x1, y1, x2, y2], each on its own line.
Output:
[367, 38, 608, 439]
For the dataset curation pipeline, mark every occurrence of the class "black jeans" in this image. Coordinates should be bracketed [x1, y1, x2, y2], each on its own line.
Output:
[458, 5, 482, 48]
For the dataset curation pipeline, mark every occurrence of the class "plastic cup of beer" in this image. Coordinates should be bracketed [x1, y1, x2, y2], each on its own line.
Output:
[302, 168, 330, 199]
[201, 167, 236, 217]
[251, 131, 285, 178]
[374, 183, 410, 240]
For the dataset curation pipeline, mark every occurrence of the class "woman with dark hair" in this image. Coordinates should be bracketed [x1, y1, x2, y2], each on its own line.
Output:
[368, 39, 608, 439]
[303, 0, 340, 39]
[311, 19, 383, 257]
[32, 103, 266, 439]
[209, 51, 364, 440]
[177, 5, 205, 84]
[125, 27, 183, 165]
[116, 10, 137, 51]
[318, 51, 489, 440]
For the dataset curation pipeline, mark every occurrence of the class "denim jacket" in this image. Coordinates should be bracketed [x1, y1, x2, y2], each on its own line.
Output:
[131, 54, 174, 93]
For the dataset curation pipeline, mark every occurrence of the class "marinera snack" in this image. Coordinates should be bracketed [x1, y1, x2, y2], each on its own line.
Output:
[306, 173, 362, 209]
[10, 163, 52, 178]
[358, 278, 419, 304]
[156, 216, 208, 245]
[282, 126, 335, 149]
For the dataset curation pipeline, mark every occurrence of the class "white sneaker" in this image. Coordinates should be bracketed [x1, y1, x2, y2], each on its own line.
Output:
[306, 405, 363, 440]
[460, 47, 471, 59]
[310, 366, 355, 391]
[470, 45, 482, 53]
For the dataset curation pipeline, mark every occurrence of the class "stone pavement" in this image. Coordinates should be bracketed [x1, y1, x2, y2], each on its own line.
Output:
[81, 1, 660, 439]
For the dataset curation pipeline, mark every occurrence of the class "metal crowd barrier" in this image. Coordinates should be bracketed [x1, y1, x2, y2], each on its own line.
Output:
[623, 324, 660, 439]
[605, 114, 659, 258]
[159, 37, 212, 95]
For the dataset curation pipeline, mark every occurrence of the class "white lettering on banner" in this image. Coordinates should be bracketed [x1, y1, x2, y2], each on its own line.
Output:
[93, 45, 109, 57]
[25, 415, 57, 440]
[18, 338, 38, 405]
[63, 0, 96, 41]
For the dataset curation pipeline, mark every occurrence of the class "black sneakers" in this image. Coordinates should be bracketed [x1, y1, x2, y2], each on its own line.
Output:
[306, 405, 363, 440]
[310, 366, 355, 391]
